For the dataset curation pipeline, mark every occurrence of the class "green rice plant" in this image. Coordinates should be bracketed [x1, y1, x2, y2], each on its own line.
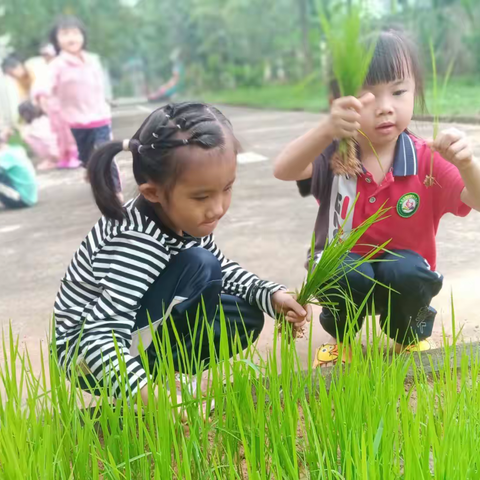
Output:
[2, 260, 480, 480]
[424, 40, 455, 187]
[277, 200, 391, 340]
[296, 200, 390, 307]
[1, 303, 480, 478]
[319, 2, 381, 177]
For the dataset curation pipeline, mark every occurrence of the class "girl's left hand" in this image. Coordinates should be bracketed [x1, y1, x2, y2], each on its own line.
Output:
[271, 291, 312, 328]
[430, 128, 474, 170]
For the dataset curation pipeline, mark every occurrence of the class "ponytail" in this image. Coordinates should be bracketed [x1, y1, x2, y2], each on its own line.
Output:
[88, 102, 239, 222]
[88, 141, 124, 221]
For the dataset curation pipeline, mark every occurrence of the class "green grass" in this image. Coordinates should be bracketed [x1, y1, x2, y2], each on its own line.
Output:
[202, 76, 480, 118]
[1, 305, 480, 479]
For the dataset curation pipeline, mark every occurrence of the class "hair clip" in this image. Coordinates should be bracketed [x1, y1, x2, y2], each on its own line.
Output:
[152, 132, 159, 138]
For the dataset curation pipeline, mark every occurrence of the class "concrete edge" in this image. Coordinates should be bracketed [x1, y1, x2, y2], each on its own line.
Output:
[251, 341, 480, 403]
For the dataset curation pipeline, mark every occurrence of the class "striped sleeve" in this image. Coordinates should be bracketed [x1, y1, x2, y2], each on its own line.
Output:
[201, 235, 285, 319]
[77, 229, 170, 400]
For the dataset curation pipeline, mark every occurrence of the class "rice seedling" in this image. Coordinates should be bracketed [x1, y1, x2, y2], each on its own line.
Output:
[1, 298, 480, 479]
[424, 40, 455, 187]
[277, 200, 390, 340]
[319, 3, 381, 177]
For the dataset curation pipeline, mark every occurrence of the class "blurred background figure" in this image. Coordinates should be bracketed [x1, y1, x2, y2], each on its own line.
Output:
[24, 43, 57, 85]
[0, 128, 37, 209]
[1, 55, 34, 104]
[2, 46, 79, 170]
[147, 49, 185, 103]
[18, 100, 59, 170]
[35, 15, 115, 178]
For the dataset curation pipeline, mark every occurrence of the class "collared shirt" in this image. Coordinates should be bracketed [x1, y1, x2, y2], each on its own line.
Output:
[310, 132, 471, 271]
[34, 51, 111, 129]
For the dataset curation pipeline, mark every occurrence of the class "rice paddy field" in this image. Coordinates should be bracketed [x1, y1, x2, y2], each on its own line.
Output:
[1, 306, 480, 480]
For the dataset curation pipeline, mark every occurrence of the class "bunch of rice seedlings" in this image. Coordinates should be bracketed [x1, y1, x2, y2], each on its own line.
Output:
[320, 4, 378, 177]
[424, 40, 454, 187]
[278, 201, 390, 340]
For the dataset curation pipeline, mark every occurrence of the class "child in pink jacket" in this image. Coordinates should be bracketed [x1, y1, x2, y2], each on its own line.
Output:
[37, 15, 119, 187]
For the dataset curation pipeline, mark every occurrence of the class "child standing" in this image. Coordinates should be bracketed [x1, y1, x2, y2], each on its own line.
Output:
[54, 102, 308, 406]
[274, 30, 480, 366]
[36, 16, 115, 177]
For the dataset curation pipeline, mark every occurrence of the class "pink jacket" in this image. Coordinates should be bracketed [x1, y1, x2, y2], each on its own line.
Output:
[34, 51, 111, 129]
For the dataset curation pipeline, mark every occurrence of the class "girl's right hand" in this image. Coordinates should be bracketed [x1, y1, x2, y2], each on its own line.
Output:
[327, 93, 375, 140]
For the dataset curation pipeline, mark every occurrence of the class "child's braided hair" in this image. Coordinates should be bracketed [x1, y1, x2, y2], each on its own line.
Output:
[88, 102, 239, 221]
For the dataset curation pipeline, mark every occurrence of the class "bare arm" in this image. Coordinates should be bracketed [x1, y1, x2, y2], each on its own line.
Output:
[273, 119, 335, 181]
[273, 94, 374, 182]
[460, 160, 480, 211]
[162, 70, 180, 90]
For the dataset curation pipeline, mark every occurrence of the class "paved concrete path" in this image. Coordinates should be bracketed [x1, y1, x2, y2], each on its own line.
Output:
[1, 104, 479, 373]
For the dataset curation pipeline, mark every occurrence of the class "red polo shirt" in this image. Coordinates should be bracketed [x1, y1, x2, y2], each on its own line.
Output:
[310, 132, 472, 271]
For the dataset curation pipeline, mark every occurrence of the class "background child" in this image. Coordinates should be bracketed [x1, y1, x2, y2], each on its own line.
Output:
[274, 30, 480, 366]
[147, 48, 185, 103]
[18, 101, 59, 170]
[36, 15, 115, 177]
[54, 101, 309, 408]
[0, 130, 38, 209]
[30, 42, 80, 170]
[1, 55, 34, 104]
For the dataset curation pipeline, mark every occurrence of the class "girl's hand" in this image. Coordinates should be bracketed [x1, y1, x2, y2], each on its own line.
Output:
[430, 128, 474, 171]
[327, 93, 375, 140]
[272, 291, 312, 328]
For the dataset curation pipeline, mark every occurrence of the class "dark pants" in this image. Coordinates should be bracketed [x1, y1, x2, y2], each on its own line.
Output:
[319, 250, 443, 344]
[71, 125, 112, 166]
[71, 124, 121, 191]
[0, 169, 28, 209]
[78, 248, 264, 393]
[135, 247, 265, 373]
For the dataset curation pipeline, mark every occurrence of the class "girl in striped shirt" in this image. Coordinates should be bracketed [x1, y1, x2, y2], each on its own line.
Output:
[54, 101, 309, 406]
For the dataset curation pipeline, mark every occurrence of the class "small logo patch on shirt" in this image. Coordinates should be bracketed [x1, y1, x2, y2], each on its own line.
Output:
[397, 192, 420, 218]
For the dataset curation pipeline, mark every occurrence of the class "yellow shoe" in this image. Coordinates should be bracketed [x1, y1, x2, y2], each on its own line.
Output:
[401, 338, 435, 353]
[313, 343, 343, 368]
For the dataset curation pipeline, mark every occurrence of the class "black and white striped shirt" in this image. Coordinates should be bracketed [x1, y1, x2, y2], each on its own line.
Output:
[54, 197, 284, 399]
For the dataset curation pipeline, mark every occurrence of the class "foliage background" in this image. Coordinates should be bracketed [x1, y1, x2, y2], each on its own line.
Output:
[0, 0, 478, 97]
